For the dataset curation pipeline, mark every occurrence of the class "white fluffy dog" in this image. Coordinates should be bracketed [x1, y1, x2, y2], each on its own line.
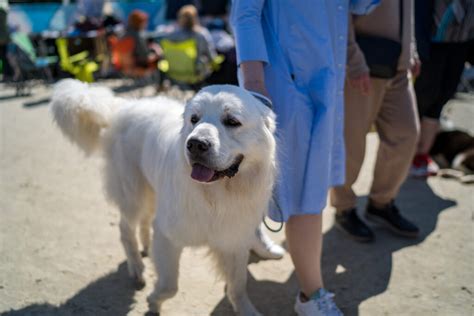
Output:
[50, 79, 276, 315]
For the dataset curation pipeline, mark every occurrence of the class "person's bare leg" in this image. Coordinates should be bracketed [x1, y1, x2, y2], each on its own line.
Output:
[417, 117, 440, 155]
[285, 214, 323, 297]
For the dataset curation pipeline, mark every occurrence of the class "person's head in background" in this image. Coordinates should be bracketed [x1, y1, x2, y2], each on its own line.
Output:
[177, 5, 200, 31]
[128, 9, 148, 32]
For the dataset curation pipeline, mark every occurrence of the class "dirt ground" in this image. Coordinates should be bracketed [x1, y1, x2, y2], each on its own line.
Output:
[0, 82, 473, 316]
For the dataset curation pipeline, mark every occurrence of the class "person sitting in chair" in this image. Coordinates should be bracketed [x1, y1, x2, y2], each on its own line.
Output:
[125, 10, 162, 72]
[165, 5, 217, 78]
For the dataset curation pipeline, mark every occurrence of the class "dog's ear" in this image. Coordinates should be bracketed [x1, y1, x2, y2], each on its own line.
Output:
[263, 109, 276, 134]
[252, 98, 276, 134]
[182, 98, 193, 120]
[249, 92, 276, 134]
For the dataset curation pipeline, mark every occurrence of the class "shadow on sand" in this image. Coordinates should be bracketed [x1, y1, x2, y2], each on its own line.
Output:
[320, 178, 455, 315]
[23, 98, 51, 108]
[2, 262, 136, 316]
[3, 179, 455, 316]
[212, 178, 456, 315]
[0, 93, 31, 101]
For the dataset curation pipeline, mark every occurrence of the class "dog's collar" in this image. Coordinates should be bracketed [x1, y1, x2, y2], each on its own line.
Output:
[249, 91, 273, 110]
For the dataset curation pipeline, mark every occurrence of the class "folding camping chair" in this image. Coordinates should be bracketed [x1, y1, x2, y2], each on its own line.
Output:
[7, 32, 57, 95]
[108, 35, 160, 94]
[56, 37, 98, 83]
[158, 38, 223, 90]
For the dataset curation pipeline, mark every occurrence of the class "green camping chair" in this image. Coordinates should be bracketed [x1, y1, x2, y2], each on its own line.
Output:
[158, 38, 223, 87]
[56, 38, 98, 83]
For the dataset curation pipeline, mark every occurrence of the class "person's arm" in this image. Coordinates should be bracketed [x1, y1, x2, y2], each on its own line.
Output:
[230, 0, 269, 96]
[410, 0, 421, 78]
[346, 14, 371, 95]
[230, 0, 268, 65]
[240, 61, 268, 97]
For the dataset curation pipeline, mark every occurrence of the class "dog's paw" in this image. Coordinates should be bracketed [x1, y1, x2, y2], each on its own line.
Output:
[147, 294, 162, 315]
[231, 299, 262, 316]
[127, 259, 146, 290]
[147, 285, 178, 313]
[231, 296, 261, 316]
[236, 309, 262, 316]
[134, 276, 146, 290]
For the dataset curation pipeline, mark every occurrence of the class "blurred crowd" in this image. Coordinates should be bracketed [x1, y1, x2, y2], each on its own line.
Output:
[0, 0, 236, 90]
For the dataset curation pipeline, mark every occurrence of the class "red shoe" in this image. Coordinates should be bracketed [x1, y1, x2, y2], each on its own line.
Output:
[410, 154, 439, 177]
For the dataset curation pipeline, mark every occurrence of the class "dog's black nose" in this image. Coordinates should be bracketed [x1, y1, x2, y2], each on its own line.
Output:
[187, 138, 210, 155]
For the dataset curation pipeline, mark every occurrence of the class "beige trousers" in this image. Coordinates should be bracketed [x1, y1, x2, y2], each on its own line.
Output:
[330, 70, 420, 212]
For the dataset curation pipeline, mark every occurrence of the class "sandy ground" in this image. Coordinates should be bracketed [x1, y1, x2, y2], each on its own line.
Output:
[0, 82, 473, 316]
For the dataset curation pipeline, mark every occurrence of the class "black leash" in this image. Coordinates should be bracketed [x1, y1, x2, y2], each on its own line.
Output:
[263, 198, 284, 233]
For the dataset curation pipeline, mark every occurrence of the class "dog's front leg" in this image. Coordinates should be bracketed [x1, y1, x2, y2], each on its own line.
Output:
[214, 249, 262, 316]
[147, 228, 183, 314]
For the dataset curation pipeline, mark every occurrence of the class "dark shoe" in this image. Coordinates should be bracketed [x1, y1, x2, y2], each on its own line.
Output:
[335, 208, 375, 242]
[365, 201, 420, 238]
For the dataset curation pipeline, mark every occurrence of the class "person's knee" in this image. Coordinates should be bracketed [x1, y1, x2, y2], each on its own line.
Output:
[401, 120, 420, 155]
[381, 118, 419, 152]
[403, 118, 420, 148]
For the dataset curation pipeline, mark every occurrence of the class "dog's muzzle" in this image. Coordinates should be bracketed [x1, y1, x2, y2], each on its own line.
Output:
[190, 154, 244, 183]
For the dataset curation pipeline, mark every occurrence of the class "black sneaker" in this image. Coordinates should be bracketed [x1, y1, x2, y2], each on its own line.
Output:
[335, 208, 375, 242]
[365, 201, 420, 238]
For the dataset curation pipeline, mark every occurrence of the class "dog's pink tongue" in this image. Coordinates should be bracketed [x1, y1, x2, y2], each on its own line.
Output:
[191, 164, 215, 182]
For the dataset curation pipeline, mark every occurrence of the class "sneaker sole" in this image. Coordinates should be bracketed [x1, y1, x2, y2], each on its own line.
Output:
[334, 221, 375, 243]
[365, 213, 419, 238]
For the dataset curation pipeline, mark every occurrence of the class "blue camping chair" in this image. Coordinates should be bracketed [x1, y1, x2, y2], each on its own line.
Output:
[7, 32, 58, 95]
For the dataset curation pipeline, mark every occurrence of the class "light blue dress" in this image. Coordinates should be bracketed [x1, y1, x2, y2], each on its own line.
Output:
[230, 0, 379, 222]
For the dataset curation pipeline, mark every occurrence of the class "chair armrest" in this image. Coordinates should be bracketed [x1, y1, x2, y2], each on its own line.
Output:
[158, 60, 169, 72]
[69, 51, 90, 63]
[46, 56, 59, 64]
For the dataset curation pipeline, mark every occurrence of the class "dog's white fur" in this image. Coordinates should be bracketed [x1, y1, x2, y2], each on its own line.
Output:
[50, 79, 276, 315]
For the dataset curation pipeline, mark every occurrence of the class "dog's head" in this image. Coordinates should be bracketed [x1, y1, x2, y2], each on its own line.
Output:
[181, 85, 276, 183]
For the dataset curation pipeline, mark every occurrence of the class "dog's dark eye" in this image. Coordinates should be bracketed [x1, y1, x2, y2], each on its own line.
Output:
[223, 117, 242, 128]
[190, 114, 200, 124]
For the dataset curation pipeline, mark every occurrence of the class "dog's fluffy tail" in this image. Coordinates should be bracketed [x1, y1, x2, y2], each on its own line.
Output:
[50, 79, 123, 155]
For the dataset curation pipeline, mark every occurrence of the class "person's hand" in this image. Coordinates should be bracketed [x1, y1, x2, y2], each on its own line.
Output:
[411, 58, 422, 78]
[348, 72, 371, 95]
[149, 43, 163, 58]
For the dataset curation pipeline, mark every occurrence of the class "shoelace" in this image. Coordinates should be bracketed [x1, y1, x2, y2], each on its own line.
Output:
[317, 292, 341, 313]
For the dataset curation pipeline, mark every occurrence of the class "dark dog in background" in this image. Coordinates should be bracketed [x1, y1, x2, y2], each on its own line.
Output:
[430, 130, 474, 183]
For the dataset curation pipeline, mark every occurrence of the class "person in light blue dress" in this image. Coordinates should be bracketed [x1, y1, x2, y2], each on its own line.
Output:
[231, 1, 378, 314]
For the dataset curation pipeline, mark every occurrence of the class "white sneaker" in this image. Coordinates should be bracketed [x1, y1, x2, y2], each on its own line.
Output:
[294, 289, 343, 316]
[250, 224, 285, 259]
